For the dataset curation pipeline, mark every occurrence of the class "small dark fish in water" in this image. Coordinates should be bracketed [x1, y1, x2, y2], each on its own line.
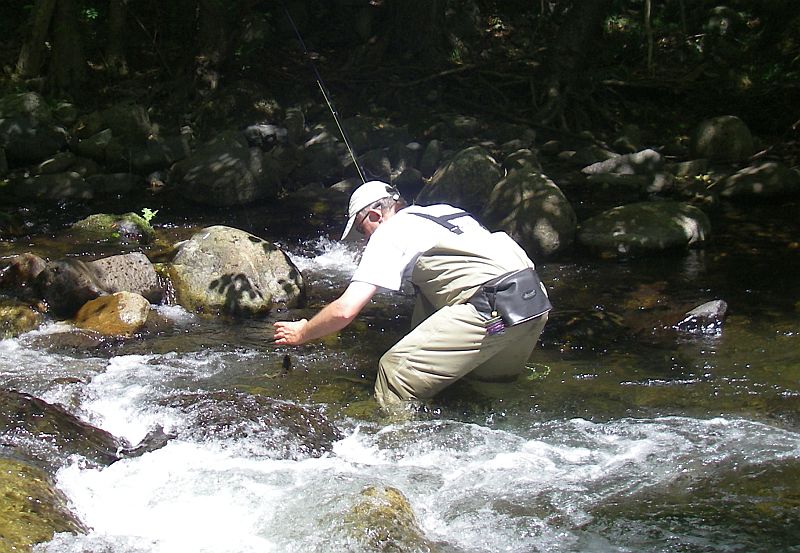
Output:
[264, 354, 293, 379]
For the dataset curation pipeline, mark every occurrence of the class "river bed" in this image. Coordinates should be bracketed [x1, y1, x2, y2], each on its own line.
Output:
[1, 196, 799, 552]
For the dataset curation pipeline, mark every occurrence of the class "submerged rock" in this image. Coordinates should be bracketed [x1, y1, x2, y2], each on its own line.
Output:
[161, 390, 341, 459]
[674, 299, 728, 335]
[0, 457, 87, 551]
[346, 485, 436, 552]
[0, 389, 169, 469]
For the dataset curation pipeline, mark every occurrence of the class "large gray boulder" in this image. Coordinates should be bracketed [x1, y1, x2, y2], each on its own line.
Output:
[690, 115, 754, 163]
[167, 225, 305, 317]
[416, 145, 503, 212]
[75, 102, 155, 143]
[9, 171, 92, 201]
[171, 130, 280, 206]
[482, 169, 577, 257]
[0, 92, 68, 166]
[35, 253, 163, 317]
[578, 201, 711, 256]
[0, 116, 68, 165]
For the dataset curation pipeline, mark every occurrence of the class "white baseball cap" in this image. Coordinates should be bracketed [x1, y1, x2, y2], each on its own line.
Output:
[341, 180, 399, 240]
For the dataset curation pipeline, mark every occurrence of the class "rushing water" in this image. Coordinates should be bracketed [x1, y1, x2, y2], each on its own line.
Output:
[1, 197, 799, 552]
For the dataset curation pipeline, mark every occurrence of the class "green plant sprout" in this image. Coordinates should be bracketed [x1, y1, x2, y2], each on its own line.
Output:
[141, 208, 159, 224]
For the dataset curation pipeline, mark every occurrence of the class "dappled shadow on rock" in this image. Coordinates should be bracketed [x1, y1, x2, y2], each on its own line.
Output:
[208, 272, 264, 316]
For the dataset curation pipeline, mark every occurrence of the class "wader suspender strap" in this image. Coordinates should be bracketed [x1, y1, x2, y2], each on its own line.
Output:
[410, 211, 471, 234]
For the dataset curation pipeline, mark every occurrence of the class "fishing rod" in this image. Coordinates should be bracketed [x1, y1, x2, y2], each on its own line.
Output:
[283, 7, 367, 184]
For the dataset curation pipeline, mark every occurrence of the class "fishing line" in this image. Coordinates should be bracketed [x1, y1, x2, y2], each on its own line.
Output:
[283, 6, 367, 184]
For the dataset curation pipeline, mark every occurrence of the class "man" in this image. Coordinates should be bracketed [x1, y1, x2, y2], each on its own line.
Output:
[273, 180, 550, 407]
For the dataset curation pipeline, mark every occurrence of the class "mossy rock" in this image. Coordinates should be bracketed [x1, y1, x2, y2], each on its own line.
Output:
[345, 485, 434, 552]
[0, 457, 86, 552]
[71, 212, 156, 244]
[0, 299, 43, 338]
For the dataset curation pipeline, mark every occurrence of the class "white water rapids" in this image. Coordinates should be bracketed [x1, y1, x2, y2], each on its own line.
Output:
[1, 238, 797, 552]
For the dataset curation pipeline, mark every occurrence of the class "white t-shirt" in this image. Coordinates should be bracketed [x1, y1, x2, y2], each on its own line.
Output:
[351, 204, 490, 291]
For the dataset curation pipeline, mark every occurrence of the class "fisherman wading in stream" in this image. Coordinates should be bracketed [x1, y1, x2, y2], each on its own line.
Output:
[273, 180, 552, 408]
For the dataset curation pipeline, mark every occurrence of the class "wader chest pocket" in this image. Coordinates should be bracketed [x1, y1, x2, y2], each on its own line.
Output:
[468, 267, 552, 326]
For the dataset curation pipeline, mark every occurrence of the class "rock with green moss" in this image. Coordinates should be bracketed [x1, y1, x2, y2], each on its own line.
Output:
[71, 212, 156, 244]
[0, 457, 87, 552]
[0, 298, 43, 338]
[345, 485, 436, 552]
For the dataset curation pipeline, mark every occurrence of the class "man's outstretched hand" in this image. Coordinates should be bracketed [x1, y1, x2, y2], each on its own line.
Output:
[273, 319, 309, 346]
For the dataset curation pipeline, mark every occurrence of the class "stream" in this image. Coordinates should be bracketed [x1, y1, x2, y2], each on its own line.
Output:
[1, 194, 799, 553]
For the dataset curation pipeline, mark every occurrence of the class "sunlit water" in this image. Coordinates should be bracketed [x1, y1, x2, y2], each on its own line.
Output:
[2, 217, 800, 552]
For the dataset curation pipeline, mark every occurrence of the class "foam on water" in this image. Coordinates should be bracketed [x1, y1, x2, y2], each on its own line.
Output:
[75, 351, 259, 445]
[0, 326, 108, 397]
[42, 400, 800, 553]
[285, 236, 359, 284]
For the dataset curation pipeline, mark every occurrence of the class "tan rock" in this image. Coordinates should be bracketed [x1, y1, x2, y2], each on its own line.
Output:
[74, 291, 151, 337]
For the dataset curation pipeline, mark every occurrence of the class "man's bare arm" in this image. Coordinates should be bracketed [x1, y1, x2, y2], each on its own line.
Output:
[272, 281, 378, 345]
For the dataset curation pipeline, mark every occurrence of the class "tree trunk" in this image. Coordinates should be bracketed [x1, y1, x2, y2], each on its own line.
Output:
[106, 0, 128, 76]
[49, 0, 86, 94]
[378, 0, 447, 64]
[644, 0, 654, 73]
[194, 0, 233, 95]
[15, 0, 57, 78]
[534, 0, 614, 128]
